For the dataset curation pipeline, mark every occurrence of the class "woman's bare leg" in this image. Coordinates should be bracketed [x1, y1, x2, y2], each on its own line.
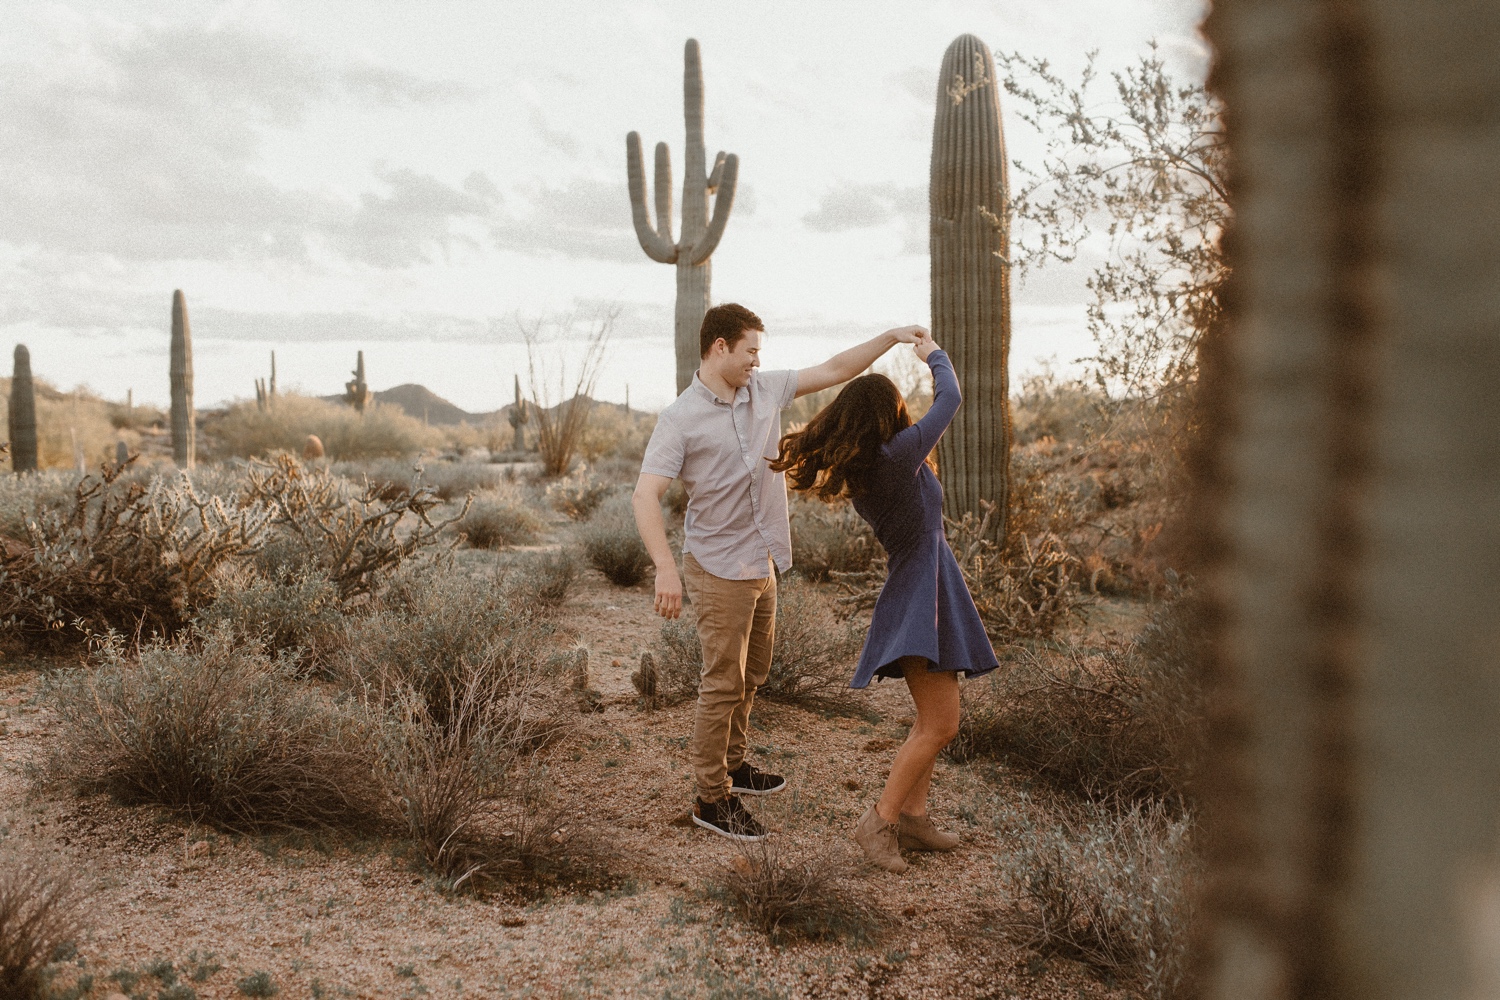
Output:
[876, 658, 959, 824]
[899, 760, 937, 817]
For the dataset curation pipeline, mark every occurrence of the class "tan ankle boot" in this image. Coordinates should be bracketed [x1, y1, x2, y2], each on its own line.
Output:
[854, 805, 908, 873]
[898, 812, 960, 852]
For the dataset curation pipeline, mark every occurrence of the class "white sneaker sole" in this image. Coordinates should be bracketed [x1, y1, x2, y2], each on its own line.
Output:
[691, 813, 769, 842]
[729, 779, 787, 797]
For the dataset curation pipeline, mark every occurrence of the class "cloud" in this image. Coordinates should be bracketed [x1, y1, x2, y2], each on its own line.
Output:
[0, 19, 480, 267]
[327, 166, 500, 268]
[491, 177, 639, 262]
[530, 109, 582, 157]
[892, 66, 939, 104]
[802, 183, 926, 253]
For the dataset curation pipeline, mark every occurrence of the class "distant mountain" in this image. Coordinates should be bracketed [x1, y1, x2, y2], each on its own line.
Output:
[318, 383, 636, 426]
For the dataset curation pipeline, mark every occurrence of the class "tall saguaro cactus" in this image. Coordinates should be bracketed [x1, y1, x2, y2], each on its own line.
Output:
[626, 38, 740, 395]
[930, 34, 1011, 536]
[508, 374, 530, 452]
[1196, 1, 1500, 996]
[8, 345, 37, 473]
[169, 289, 195, 470]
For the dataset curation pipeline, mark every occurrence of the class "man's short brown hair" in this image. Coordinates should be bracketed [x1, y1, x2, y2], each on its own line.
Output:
[699, 303, 764, 358]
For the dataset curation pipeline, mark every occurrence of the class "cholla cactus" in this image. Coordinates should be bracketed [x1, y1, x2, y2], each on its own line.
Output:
[626, 39, 740, 395]
[8, 344, 37, 473]
[508, 374, 530, 452]
[345, 351, 372, 413]
[930, 34, 1011, 537]
[170, 290, 195, 469]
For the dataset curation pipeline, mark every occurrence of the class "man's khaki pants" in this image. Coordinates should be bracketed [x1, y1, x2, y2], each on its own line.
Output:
[683, 552, 777, 803]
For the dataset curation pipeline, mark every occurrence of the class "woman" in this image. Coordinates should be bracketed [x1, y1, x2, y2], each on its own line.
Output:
[771, 330, 998, 873]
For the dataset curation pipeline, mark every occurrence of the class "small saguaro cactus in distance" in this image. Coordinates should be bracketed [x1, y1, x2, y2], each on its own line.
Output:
[930, 34, 1011, 538]
[8, 345, 37, 473]
[255, 351, 277, 412]
[115, 440, 129, 465]
[626, 38, 740, 395]
[345, 351, 372, 413]
[169, 289, 195, 470]
[508, 374, 530, 452]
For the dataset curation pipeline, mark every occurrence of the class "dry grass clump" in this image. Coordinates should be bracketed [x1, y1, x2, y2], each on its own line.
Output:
[1011, 369, 1104, 446]
[42, 627, 385, 832]
[578, 494, 651, 586]
[457, 489, 546, 549]
[546, 468, 618, 521]
[0, 461, 270, 643]
[196, 566, 345, 671]
[651, 577, 862, 711]
[509, 548, 580, 608]
[0, 471, 81, 541]
[0, 378, 133, 471]
[949, 595, 1209, 808]
[577, 406, 655, 463]
[708, 839, 884, 945]
[787, 495, 880, 582]
[208, 394, 441, 460]
[0, 855, 87, 1000]
[995, 798, 1199, 999]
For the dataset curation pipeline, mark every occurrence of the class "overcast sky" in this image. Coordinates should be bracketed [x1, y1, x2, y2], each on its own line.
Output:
[0, 0, 1208, 412]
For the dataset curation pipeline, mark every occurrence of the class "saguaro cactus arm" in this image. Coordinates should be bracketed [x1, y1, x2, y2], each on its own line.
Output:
[627, 133, 678, 263]
[687, 152, 738, 265]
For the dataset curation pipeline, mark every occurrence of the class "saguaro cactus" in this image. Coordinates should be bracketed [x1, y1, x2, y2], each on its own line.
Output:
[345, 351, 372, 413]
[1197, 2, 1500, 996]
[626, 38, 740, 395]
[930, 35, 1011, 536]
[8, 345, 37, 473]
[169, 289, 195, 470]
[508, 374, 530, 452]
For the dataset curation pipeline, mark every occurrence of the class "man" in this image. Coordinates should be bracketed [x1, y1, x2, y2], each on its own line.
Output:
[633, 302, 926, 841]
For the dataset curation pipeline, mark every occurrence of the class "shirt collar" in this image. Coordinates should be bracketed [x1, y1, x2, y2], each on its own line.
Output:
[691, 370, 747, 406]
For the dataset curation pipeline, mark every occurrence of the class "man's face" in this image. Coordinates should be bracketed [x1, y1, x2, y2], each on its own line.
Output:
[715, 328, 762, 388]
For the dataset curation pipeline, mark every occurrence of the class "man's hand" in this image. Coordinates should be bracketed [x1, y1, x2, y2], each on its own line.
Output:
[885, 324, 928, 345]
[653, 564, 683, 619]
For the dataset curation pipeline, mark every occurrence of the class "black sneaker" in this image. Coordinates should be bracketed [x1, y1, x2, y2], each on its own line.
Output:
[728, 761, 787, 797]
[693, 796, 768, 842]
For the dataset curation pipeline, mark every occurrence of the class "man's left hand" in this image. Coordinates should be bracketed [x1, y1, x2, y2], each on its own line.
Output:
[885, 325, 928, 345]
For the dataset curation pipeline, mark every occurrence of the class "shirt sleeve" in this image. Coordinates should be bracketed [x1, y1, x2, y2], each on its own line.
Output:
[639, 415, 685, 479]
[881, 350, 961, 474]
[759, 369, 798, 409]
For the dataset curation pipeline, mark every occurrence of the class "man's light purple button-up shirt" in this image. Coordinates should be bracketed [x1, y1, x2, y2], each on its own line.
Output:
[640, 368, 798, 580]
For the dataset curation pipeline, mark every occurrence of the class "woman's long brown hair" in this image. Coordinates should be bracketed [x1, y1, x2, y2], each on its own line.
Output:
[770, 373, 933, 501]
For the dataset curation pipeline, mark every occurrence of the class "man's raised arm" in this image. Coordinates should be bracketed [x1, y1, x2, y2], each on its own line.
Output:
[794, 325, 927, 398]
[632, 473, 682, 619]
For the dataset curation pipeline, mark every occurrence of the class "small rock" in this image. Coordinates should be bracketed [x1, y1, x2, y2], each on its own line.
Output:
[844, 778, 861, 791]
[186, 840, 210, 859]
[729, 855, 758, 877]
[902, 904, 918, 918]
[908, 939, 922, 958]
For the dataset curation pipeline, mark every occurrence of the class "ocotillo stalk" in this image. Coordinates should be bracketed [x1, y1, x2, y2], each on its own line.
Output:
[930, 34, 1011, 537]
[508, 373, 530, 452]
[627, 38, 740, 395]
[169, 289, 195, 470]
[345, 351, 372, 413]
[8, 345, 37, 472]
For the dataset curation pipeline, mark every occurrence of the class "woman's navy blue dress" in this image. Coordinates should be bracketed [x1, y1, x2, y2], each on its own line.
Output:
[848, 350, 999, 688]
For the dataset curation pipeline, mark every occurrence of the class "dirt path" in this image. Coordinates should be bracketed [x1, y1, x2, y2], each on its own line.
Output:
[0, 539, 1140, 999]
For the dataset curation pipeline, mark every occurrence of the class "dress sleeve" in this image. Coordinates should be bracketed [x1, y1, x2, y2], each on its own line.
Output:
[881, 350, 961, 474]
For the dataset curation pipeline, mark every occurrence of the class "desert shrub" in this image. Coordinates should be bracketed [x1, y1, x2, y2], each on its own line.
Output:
[457, 490, 546, 549]
[1012, 369, 1104, 446]
[652, 577, 862, 710]
[209, 394, 440, 461]
[340, 562, 554, 732]
[788, 496, 880, 582]
[0, 463, 270, 643]
[708, 839, 883, 945]
[243, 454, 465, 601]
[43, 627, 385, 831]
[996, 799, 1199, 998]
[0, 855, 86, 1000]
[0, 470, 81, 541]
[546, 468, 618, 521]
[196, 567, 344, 670]
[413, 461, 507, 501]
[578, 494, 651, 586]
[948, 595, 1209, 807]
[234, 971, 278, 997]
[577, 407, 655, 463]
[508, 548, 580, 607]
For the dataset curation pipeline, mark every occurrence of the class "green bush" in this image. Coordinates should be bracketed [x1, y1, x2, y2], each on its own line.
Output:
[209, 394, 441, 461]
[42, 627, 385, 832]
[578, 494, 651, 586]
[708, 838, 883, 945]
[0, 470, 81, 540]
[457, 490, 546, 549]
[788, 495, 880, 582]
[510, 548, 580, 607]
